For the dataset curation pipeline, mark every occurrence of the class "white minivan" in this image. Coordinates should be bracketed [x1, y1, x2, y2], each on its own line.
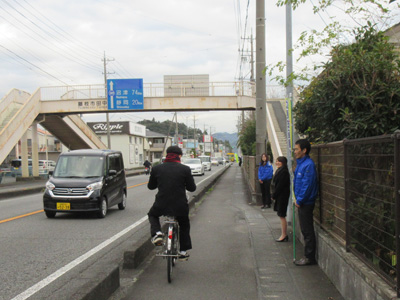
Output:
[198, 155, 212, 171]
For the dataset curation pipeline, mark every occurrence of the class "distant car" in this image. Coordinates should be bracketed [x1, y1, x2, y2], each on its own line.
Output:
[198, 155, 212, 171]
[39, 160, 57, 175]
[183, 158, 204, 176]
[11, 159, 33, 177]
[217, 157, 226, 165]
[211, 158, 219, 166]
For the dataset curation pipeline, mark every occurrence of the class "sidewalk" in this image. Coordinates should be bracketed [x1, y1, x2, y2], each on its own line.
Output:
[119, 164, 344, 300]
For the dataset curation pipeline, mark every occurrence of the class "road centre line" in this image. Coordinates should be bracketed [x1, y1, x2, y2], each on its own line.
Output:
[11, 215, 148, 300]
[0, 210, 44, 224]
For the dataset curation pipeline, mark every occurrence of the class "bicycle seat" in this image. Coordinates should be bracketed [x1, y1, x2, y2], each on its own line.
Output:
[164, 215, 177, 222]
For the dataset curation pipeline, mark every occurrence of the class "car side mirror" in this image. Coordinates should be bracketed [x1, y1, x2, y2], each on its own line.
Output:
[109, 170, 117, 176]
[49, 170, 53, 176]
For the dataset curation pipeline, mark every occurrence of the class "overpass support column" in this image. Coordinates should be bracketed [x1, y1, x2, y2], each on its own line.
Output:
[256, 0, 267, 160]
[21, 132, 29, 178]
[31, 122, 39, 177]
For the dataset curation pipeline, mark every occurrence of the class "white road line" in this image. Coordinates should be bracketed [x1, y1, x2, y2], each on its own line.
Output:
[11, 215, 148, 300]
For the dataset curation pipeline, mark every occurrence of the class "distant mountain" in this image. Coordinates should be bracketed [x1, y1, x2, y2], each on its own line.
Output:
[213, 132, 238, 152]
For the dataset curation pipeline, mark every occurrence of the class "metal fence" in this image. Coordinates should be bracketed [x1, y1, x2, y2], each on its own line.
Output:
[242, 132, 400, 295]
[344, 135, 397, 293]
[310, 142, 346, 244]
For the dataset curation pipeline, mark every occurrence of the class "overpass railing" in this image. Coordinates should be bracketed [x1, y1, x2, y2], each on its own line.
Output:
[39, 81, 258, 101]
[38, 82, 287, 101]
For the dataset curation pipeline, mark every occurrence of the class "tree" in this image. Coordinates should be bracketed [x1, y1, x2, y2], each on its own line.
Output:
[266, 0, 399, 86]
[238, 118, 256, 156]
[224, 140, 233, 153]
[294, 25, 400, 142]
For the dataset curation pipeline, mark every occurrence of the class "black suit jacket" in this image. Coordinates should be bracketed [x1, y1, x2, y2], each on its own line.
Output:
[148, 162, 196, 216]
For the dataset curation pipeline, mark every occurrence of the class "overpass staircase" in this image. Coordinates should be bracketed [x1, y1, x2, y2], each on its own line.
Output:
[0, 89, 106, 165]
[266, 100, 300, 161]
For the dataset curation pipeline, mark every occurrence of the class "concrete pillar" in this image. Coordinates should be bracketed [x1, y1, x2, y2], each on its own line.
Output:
[32, 122, 39, 177]
[21, 132, 29, 178]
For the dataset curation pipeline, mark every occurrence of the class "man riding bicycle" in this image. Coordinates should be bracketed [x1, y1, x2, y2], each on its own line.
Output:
[147, 146, 196, 261]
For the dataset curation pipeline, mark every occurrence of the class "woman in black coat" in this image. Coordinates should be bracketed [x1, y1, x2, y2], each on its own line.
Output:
[272, 156, 291, 242]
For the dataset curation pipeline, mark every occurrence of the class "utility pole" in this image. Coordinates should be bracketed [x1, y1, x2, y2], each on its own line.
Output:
[193, 114, 196, 157]
[250, 31, 255, 83]
[102, 51, 115, 149]
[256, 0, 267, 162]
[210, 126, 213, 156]
[203, 123, 206, 155]
[185, 116, 189, 140]
[286, 1, 295, 226]
[174, 112, 178, 145]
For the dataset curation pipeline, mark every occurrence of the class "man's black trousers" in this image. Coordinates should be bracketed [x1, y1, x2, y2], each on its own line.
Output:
[298, 204, 316, 260]
[148, 214, 192, 251]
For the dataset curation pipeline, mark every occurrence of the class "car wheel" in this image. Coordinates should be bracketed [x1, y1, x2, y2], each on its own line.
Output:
[97, 198, 108, 218]
[118, 192, 127, 210]
[45, 210, 56, 218]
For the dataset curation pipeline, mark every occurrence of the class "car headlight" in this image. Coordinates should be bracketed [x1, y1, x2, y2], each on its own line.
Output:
[46, 181, 55, 191]
[196, 166, 202, 170]
[87, 181, 103, 192]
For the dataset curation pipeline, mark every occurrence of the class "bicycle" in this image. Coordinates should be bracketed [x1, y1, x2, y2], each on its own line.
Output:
[155, 216, 180, 283]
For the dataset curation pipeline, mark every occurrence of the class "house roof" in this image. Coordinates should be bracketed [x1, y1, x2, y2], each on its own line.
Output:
[146, 129, 168, 138]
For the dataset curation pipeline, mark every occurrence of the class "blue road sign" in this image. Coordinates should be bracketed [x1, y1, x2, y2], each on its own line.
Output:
[107, 79, 144, 110]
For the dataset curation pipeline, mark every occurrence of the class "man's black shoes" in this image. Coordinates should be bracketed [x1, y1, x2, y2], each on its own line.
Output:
[294, 257, 317, 266]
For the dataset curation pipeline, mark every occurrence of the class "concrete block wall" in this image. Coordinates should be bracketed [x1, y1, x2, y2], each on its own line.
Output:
[294, 220, 397, 300]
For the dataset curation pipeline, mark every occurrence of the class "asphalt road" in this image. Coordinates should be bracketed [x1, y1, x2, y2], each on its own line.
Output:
[0, 166, 224, 300]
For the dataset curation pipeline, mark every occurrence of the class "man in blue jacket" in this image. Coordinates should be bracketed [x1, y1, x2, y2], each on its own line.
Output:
[293, 139, 318, 266]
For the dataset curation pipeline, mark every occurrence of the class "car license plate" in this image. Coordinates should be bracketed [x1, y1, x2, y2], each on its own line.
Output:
[57, 203, 70, 210]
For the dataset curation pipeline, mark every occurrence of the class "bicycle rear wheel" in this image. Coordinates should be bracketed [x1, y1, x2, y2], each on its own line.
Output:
[167, 225, 175, 283]
[167, 255, 173, 283]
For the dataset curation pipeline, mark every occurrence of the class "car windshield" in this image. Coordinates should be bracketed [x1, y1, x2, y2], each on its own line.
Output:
[11, 160, 22, 168]
[217, 157, 222, 161]
[53, 156, 104, 178]
[185, 159, 201, 164]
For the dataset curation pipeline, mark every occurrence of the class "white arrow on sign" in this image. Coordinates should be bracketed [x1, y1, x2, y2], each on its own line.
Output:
[109, 81, 114, 109]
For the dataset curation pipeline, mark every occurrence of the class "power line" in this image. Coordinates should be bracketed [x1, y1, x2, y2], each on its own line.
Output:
[18, 0, 104, 59]
[0, 44, 70, 85]
[0, 1, 103, 72]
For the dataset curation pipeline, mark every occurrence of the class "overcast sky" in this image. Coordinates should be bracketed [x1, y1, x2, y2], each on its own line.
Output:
[1, 0, 398, 133]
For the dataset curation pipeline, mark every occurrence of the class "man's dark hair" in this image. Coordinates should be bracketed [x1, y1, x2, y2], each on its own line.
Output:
[166, 146, 183, 155]
[295, 139, 311, 155]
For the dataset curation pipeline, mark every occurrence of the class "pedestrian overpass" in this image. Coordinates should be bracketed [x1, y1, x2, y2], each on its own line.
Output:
[0, 81, 290, 177]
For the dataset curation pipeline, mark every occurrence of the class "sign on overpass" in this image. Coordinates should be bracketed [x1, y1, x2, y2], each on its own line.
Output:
[107, 79, 144, 110]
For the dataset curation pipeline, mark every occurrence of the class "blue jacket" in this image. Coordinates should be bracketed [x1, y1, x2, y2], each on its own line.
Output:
[258, 161, 273, 181]
[294, 155, 318, 206]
